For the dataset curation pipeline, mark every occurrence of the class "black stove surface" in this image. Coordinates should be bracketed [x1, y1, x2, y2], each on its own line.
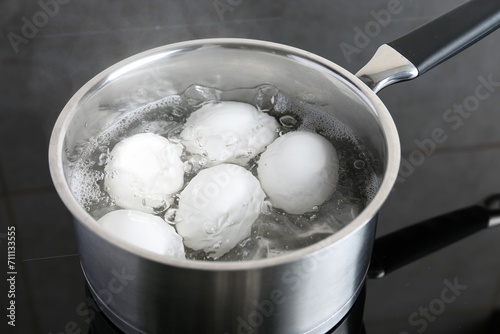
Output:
[1, 1, 500, 333]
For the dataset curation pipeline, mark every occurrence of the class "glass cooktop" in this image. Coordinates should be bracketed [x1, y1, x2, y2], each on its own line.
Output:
[1, 0, 500, 333]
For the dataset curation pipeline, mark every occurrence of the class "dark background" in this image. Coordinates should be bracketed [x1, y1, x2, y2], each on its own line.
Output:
[1, 0, 500, 333]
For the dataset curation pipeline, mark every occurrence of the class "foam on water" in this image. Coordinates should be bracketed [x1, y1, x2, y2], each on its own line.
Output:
[366, 173, 381, 203]
[69, 95, 184, 210]
[70, 165, 104, 209]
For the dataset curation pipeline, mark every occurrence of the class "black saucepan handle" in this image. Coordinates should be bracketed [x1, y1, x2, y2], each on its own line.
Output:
[368, 195, 500, 279]
[388, 0, 500, 75]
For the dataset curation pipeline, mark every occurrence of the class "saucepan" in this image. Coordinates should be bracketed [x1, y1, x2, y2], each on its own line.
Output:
[49, 0, 500, 333]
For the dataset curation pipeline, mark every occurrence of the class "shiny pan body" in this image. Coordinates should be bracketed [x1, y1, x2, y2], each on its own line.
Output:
[49, 38, 400, 333]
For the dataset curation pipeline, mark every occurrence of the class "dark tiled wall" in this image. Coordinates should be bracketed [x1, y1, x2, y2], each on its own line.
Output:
[1, 0, 500, 333]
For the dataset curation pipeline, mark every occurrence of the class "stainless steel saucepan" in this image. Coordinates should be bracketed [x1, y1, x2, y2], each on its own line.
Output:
[49, 1, 500, 333]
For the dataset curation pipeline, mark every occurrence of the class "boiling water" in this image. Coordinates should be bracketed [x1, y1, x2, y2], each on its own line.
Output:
[68, 84, 379, 261]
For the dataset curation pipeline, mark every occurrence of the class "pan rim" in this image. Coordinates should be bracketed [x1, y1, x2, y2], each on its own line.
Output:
[48, 37, 401, 271]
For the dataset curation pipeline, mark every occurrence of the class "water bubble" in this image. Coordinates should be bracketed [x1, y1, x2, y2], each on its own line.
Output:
[184, 85, 221, 106]
[248, 162, 258, 172]
[166, 124, 184, 143]
[172, 193, 181, 203]
[354, 160, 366, 169]
[261, 201, 273, 215]
[153, 203, 169, 215]
[164, 208, 178, 224]
[239, 238, 251, 247]
[260, 85, 279, 97]
[186, 157, 203, 174]
[254, 85, 279, 110]
[97, 153, 109, 166]
[98, 146, 108, 153]
[183, 161, 194, 174]
[172, 106, 186, 118]
[279, 115, 298, 128]
[141, 195, 169, 214]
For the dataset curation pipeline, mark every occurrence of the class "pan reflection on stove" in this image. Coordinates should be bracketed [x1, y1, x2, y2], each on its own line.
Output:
[84, 282, 367, 334]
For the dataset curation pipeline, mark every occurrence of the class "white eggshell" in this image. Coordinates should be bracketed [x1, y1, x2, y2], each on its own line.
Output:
[104, 133, 184, 213]
[175, 164, 265, 258]
[97, 209, 185, 258]
[257, 131, 339, 215]
[180, 102, 279, 167]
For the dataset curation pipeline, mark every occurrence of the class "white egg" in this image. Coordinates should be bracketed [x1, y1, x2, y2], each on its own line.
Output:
[180, 101, 279, 167]
[257, 131, 339, 215]
[104, 133, 184, 214]
[175, 164, 265, 259]
[97, 209, 185, 258]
